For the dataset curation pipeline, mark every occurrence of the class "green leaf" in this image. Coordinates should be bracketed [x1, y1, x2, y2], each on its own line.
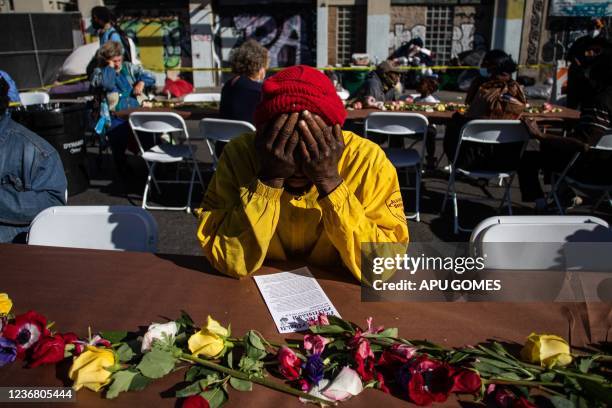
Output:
[578, 357, 595, 374]
[365, 327, 398, 339]
[200, 374, 223, 389]
[226, 351, 233, 369]
[540, 372, 556, 382]
[327, 339, 346, 350]
[185, 366, 219, 382]
[176, 311, 195, 331]
[176, 381, 203, 398]
[238, 355, 264, 375]
[577, 379, 612, 406]
[201, 387, 228, 408]
[229, 377, 253, 392]
[106, 370, 137, 399]
[309, 325, 346, 334]
[136, 348, 176, 379]
[128, 374, 150, 391]
[101, 331, 128, 344]
[549, 396, 575, 408]
[116, 343, 135, 363]
[247, 331, 266, 350]
[326, 315, 354, 332]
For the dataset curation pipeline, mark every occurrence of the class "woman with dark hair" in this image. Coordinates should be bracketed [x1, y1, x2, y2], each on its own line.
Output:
[219, 39, 269, 124]
[465, 49, 518, 105]
[91, 6, 133, 62]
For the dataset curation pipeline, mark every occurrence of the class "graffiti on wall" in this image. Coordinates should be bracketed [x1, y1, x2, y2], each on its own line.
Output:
[219, 13, 312, 68]
[119, 16, 189, 71]
[388, 24, 426, 54]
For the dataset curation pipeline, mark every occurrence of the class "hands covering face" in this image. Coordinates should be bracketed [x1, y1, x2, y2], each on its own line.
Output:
[255, 111, 345, 196]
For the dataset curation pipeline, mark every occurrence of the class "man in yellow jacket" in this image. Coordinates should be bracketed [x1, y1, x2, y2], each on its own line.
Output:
[196, 65, 408, 281]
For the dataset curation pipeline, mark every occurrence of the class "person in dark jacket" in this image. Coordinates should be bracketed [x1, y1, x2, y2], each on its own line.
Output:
[355, 60, 402, 104]
[219, 39, 269, 124]
[519, 50, 612, 207]
[0, 78, 67, 243]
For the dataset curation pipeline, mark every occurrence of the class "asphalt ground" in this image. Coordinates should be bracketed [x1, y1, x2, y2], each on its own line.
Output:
[68, 121, 612, 256]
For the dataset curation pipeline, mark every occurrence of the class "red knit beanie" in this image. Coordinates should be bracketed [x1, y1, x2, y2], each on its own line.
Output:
[254, 65, 347, 128]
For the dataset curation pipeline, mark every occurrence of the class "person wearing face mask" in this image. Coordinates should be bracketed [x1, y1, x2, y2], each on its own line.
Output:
[196, 65, 409, 281]
[464, 49, 512, 105]
[90, 41, 156, 170]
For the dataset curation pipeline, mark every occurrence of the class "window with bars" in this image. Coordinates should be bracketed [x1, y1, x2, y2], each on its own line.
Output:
[425, 6, 454, 65]
[336, 6, 356, 66]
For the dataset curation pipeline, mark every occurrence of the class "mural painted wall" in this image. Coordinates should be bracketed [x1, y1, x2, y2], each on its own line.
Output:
[216, 8, 314, 72]
[119, 16, 189, 72]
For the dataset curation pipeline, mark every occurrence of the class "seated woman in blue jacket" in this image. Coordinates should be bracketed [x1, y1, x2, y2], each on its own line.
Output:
[90, 40, 155, 170]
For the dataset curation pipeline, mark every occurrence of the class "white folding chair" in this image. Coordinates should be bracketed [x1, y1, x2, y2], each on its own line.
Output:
[550, 133, 612, 214]
[128, 112, 204, 213]
[28, 206, 158, 252]
[441, 120, 530, 234]
[199, 118, 256, 169]
[183, 93, 221, 103]
[19, 92, 50, 106]
[470, 215, 611, 270]
[364, 112, 429, 222]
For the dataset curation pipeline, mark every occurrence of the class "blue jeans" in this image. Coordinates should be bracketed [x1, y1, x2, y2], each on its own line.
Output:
[0, 225, 29, 243]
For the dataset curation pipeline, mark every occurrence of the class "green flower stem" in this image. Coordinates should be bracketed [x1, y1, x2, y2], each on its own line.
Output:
[484, 379, 564, 388]
[552, 369, 608, 384]
[226, 337, 300, 350]
[180, 353, 334, 406]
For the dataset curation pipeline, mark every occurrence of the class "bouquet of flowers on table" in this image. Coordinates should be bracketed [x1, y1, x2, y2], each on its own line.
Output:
[1, 292, 610, 407]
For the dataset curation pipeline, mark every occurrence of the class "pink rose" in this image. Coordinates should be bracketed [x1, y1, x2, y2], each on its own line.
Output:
[303, 335, 329, 355]
[277, 346, 302, 381]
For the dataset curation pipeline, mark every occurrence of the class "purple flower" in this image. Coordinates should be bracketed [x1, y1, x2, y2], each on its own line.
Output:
[0, 337, 17, 367]
[303, 354, 324, 385]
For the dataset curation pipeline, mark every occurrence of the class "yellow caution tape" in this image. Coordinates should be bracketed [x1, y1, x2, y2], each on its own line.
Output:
[17, 63, 554, 92]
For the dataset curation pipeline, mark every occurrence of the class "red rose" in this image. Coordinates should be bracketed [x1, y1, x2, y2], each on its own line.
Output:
[2, 311, 49, 359]
[181, 395, 210, 408]
[29, 334, 66, 368]
[378, 344, 417, 368]
[277, 346, 302, 381]
[514, 396, 537, 408]
[61, 332, 84, 355]
[450, 368, 481, 394]
[400, 356, 454, 406]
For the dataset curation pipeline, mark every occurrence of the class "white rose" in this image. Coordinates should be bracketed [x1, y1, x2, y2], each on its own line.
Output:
[141, 322, 178, 352]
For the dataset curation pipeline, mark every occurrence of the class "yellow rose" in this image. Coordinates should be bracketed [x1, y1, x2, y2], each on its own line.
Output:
[205, 316, 229, 337]
[0, 293, 12, 315]
[187, 316, 228, 358]
[521, 333, 572, 368]
[68, 346, 115, 392]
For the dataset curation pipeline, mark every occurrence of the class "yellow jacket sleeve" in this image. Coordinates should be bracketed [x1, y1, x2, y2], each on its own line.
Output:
[196, 149, 283, 278]
[318, 156, 409, 281]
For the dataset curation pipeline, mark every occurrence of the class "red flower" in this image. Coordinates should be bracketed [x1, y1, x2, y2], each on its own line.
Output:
[514, 396, 537, 408]
[398, 356, 454, 406]
[489, 386, 536, 408]
[450, 368, 481, 394]
[277, 346, 302, 381]
[61, 332, 84, 355]
[378, 344, 417, 368]
[29, 334, 66, 368]
[376, 371, 390, 394]
[181, 395, 210, 408]
[350, 332, 376, 381]
[2, 311, 49, 359]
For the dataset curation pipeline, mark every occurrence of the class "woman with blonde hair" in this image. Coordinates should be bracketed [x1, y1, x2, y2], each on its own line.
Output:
[90, 41, 155, 170]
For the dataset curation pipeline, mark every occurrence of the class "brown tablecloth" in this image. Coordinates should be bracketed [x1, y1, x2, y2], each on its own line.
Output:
[0, 244, 609, 407]
[345, 106, 580, 126]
